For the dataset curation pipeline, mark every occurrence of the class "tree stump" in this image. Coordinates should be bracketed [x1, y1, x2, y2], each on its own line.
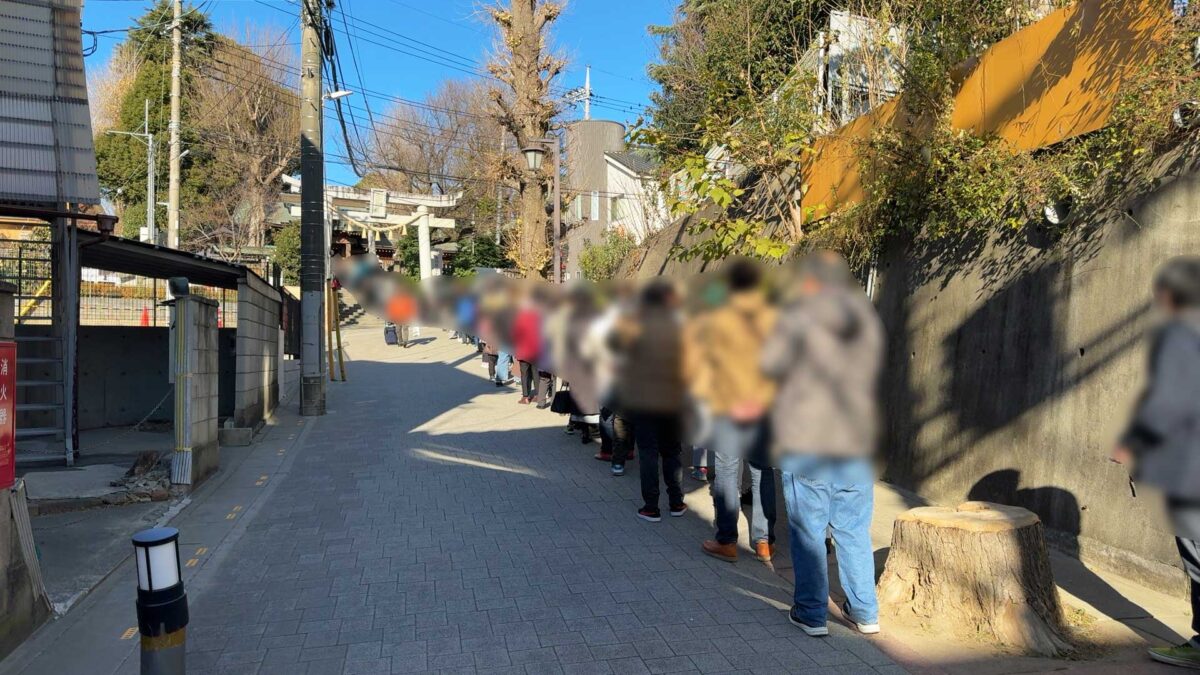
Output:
[876, 501, 1072, 656]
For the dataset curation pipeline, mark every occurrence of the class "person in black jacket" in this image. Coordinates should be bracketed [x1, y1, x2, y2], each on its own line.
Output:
[1114, 256, 1200, 670]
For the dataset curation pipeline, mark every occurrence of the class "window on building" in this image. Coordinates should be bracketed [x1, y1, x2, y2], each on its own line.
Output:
[610, 196, 622, 220]
[590, 191, 600, 221]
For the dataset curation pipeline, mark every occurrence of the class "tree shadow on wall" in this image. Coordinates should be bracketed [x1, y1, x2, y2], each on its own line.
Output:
[882, 220, 1150, 479]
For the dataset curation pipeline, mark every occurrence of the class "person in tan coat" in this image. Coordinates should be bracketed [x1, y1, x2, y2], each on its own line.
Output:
[688, 259, 779, 563]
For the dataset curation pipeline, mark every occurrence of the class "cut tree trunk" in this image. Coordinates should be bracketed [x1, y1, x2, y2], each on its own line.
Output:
[876, 501, 1073, 656]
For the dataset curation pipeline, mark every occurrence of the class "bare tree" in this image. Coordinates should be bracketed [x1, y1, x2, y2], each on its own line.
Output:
[486, 0, 565, 278]
[88, 44, 139, 134]
[365, 79, 510, 241]
[190, 26, 300, 254]
[368, 81, 499, 195]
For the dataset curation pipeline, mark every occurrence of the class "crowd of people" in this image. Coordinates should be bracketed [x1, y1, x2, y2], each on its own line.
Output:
[334, 252, 1200, 665]
[339, 252, 887, 637]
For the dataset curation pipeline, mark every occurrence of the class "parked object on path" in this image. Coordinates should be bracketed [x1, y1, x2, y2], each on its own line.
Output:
[876, 501, 1072, 656]
[383, 322, 398, 346]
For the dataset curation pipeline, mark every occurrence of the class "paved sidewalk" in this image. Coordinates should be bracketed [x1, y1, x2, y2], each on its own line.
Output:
[1, 330, 902, 675]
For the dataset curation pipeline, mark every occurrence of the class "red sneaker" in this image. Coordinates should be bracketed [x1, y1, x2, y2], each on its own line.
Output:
[637, 507, 661, 523]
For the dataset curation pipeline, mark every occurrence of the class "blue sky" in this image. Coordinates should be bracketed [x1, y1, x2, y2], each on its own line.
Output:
[82, 0, 675, 186]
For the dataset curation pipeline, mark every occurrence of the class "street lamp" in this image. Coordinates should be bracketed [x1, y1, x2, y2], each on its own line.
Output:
[521, 145, 546, 172]
[323, 90, 354, 101]
[521, 136, 562, 282]
[132, 526, 189, 674]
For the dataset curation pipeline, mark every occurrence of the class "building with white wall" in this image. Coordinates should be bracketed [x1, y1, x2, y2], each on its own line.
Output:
[604, 150, 668, 244]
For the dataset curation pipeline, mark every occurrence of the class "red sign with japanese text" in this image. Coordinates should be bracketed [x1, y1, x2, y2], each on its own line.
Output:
[0, 341, 14, 489]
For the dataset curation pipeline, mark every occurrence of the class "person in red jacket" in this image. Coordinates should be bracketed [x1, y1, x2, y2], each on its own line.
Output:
[511, 291, 543, 404]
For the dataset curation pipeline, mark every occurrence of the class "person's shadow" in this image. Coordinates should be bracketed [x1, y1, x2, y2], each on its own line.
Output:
[968, 469, 1185, 645]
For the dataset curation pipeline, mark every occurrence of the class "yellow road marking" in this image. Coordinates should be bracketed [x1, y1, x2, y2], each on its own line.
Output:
[225, 513, 236, 520]
[195, 547, 208, 555]
[232, 505, 242, 512]
[186, 558, 198, 568]
[121, 627, 137, 640]
[259, 475, 268, 480]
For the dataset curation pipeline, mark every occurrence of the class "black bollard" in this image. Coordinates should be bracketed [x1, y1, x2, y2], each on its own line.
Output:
[132, 527, 189, 675]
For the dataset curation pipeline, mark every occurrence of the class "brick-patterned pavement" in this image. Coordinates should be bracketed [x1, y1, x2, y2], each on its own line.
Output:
[3, 327, 904, 675]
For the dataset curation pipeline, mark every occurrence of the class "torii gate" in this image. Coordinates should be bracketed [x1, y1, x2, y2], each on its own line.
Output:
[329, 187, 458, 280]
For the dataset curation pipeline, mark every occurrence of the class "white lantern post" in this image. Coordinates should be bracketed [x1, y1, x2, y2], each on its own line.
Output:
[132, 527, 189, 675]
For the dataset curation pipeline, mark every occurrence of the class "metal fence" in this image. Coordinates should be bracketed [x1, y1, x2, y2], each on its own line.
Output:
[0, 234, 54, 326]
[79, 270, 238, 327]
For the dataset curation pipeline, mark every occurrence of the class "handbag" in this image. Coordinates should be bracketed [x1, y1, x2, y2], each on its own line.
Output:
[550, 385, 578, 415]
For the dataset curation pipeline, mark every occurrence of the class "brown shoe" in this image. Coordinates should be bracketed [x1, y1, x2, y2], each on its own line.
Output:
[754, 541, 774, 562]
[702, 540, 737, 563]
[518, 397, 530, 405]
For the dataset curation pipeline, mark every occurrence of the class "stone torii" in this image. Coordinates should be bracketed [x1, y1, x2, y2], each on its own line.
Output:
[326, 186, 458, 280]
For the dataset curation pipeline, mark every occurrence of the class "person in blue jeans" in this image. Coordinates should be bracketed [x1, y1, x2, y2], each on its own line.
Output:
[761, 251, 885, 637]
[495, 350, 514, 386]
[778, 455, 877, 635]
[705, 418, 775, 562]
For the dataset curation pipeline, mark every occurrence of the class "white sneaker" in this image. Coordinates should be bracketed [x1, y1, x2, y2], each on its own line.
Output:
[788, 611, 828, 637]
[842, 603, 880, 634]
[851, 620, 880, 635]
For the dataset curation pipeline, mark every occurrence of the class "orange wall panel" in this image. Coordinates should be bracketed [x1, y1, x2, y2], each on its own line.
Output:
[800, 0, 1170, 218]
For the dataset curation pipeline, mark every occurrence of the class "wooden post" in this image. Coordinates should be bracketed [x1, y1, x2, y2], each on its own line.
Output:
[876, 501, 1073, 656]
[325, 284, 335, 382]
[331, 285, 345, 379]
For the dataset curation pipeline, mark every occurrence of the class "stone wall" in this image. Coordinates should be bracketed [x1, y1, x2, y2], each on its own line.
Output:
[172, 296, 220, 487]
[233, 273, 280, 431]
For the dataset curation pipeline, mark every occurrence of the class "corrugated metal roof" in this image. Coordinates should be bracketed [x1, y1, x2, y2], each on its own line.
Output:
[0, 0, 99, 205]
[77, 230, 252, 290]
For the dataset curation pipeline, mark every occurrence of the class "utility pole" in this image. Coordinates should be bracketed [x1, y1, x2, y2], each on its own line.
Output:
[299, 0, 326, 416]
[145, 101, 156, 243]
[167, 0, 182, 249]
[106, 99, 155, 243]
[583, 66, 591, 120]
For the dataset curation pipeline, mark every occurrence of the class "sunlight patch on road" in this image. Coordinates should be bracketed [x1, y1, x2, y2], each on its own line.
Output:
[730, 585, 791, 610]
[410, 447, 542, 478]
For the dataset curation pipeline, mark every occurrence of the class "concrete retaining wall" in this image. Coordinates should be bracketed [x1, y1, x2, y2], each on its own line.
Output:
[77, 327, 172, 430]
[874, 172, 1200, 592]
